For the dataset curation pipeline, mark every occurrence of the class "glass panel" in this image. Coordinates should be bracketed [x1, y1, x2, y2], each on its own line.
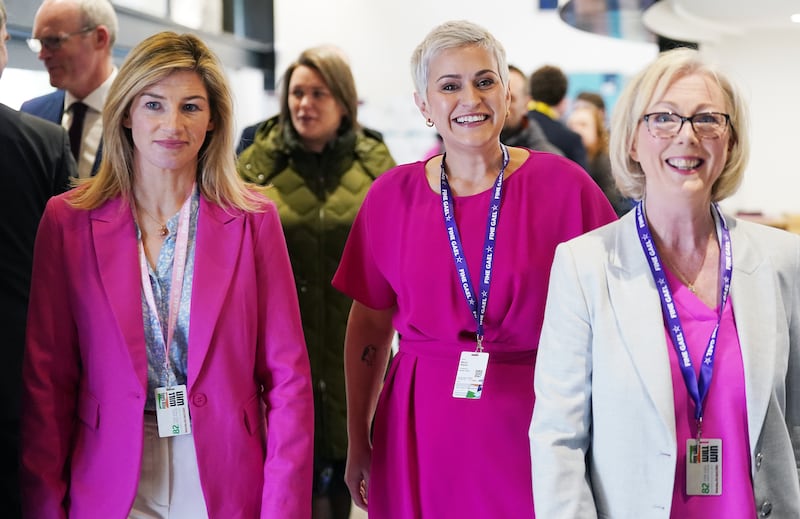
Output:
[112, 0, 167, 17]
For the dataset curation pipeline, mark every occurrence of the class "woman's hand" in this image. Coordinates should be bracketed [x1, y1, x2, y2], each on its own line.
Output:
[343, 301, 394, 511]
[345, 439, 372, 510]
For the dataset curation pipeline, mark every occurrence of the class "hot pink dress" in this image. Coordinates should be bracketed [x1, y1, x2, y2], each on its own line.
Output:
[333, 151, 617, 518]
[664, 270, 756, 517]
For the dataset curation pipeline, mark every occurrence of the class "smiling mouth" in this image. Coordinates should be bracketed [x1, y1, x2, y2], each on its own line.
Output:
[667, 158, 703, 170]
[454, 114, 488, 124]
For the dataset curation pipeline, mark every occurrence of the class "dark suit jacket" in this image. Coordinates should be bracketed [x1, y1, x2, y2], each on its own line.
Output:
[236, 122, 259, 155]
[528, 109, 589, 170]
[21, 90, 102, 174]
[0, 102, 75, 518]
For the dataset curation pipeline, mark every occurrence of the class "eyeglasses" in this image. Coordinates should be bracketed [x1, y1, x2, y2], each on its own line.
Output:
[642, 112, 731, 139]
[27, 26, 96, 53]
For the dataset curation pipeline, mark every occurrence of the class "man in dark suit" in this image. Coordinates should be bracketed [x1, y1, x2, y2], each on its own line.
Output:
[0, 2, 76, 516]
[528, 64, 589, 170]
[21, 0, 118, 178]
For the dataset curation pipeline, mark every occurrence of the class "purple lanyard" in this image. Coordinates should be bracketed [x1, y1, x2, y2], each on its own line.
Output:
[635, 201, 732, 426]
[440, 144, 509, 352]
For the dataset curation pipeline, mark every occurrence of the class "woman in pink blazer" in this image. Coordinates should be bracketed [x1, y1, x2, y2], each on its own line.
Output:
[20, 32, 314, 518]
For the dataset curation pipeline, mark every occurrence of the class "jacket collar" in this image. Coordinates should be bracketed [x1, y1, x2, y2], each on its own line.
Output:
[91, 195, 241, 391]
[607, 210, 773, 446]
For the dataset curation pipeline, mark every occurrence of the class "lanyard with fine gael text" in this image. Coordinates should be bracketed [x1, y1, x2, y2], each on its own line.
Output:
[441, 144, 509, 352]
[635, 200, 732, 438]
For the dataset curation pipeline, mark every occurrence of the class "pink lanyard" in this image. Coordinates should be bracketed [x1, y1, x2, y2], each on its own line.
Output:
[137, 187, 194, 380]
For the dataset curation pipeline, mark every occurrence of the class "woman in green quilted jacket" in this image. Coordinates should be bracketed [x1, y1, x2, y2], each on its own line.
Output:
[236, 46, 396, 519]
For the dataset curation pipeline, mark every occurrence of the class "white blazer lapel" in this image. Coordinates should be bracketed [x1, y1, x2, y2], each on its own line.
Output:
[726, 219, 776, 457]
[607, 212, 677, 438]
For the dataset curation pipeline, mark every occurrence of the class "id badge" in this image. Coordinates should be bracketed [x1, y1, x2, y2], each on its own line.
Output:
[686, 438, 722, 495]
[452, 351, 489, 399]
[155, 384, 192, 437]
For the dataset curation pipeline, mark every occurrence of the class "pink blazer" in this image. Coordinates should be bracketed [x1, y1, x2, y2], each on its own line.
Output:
[21, 193, 314, 518]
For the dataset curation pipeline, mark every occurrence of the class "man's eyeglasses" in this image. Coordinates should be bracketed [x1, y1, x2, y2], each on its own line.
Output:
[642, 112, 731, 140]
[27, 26, 96, 53]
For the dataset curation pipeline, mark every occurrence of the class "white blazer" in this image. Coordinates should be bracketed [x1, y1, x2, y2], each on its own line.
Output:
[530, 210, 800, 519]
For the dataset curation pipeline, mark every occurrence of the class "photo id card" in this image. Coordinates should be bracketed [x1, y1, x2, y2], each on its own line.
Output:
[452, 351, 489, 399]
[686, 438, 722, 495]
[155, 384, 192, 438]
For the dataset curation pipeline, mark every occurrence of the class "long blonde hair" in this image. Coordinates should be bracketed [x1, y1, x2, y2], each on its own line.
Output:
[71, 31, 263, 212]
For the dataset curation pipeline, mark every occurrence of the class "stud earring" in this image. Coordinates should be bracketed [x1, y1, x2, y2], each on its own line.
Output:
[425, 118, 434, 128]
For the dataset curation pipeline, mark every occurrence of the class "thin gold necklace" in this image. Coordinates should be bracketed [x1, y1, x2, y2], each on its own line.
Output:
[134, 200, 169, 238]
[663, 255, 698, 293]
[661, 235, 713, 294]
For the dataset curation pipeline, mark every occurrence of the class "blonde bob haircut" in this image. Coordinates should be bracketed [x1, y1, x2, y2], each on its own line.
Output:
[279, 45, 359, 132]
[71, 31, 262, 211]
[609, 47, 749, 202]
[410, 20, 509, 105]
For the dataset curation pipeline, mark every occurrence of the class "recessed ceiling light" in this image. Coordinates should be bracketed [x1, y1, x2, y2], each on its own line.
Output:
[792, 13, 800, 23]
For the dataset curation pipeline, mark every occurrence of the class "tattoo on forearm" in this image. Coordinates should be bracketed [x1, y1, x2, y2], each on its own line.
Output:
[361, 345, 377, 366]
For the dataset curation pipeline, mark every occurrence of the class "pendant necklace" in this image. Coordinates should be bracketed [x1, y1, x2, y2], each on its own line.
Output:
[664, 257, 698, 294]
[662, 237, 711, 295]
[135, 200, 169, 238]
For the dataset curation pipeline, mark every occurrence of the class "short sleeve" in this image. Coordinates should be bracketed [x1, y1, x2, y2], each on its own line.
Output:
[332, 184, 396, 310]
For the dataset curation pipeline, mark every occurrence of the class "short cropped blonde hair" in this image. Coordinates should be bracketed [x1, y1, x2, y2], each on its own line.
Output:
[410, 20, 508, 105]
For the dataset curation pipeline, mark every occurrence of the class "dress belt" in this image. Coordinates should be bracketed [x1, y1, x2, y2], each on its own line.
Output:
[399, 340, 537, 363]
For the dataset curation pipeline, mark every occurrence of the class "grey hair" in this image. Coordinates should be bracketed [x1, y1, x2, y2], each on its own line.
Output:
[79, 0, 118, 46]
[410, 20, 508, 104]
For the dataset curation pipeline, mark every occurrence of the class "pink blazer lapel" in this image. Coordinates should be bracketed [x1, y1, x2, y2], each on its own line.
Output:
[187, 197, 242, 388]
[91, 196, 148, 389]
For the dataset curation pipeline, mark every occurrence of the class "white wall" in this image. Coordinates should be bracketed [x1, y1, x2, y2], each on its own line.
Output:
[6, 2, 797, 214]
[703, 29, 800, 215]
[262, 0, 658, 164]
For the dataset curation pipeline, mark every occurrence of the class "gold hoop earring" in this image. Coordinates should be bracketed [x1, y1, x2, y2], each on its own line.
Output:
[426, 118, 434, 128]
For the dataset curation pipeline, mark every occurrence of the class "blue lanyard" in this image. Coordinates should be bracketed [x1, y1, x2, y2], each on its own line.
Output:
[636, 201, 733, 429]
[441, 144, 509, 352]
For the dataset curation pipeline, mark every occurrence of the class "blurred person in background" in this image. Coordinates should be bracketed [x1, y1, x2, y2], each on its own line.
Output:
[0, 2, 75, 516]
[21, 0, 118, 178]
[568, 103, 633, 216]
[574, 90, 606, 123]
[528, 64, 588, 169]
[237, 45, 396, 519]
[501, 64, 562, 155]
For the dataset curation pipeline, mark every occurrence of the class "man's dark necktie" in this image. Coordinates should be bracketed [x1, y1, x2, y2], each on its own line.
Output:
[68, 101, 88, 162]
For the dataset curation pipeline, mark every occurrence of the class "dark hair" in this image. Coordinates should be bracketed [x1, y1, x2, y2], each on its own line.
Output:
[508, 64, 526, 78]
[576, 91, 605, 112]
[529, 65, 567, 106]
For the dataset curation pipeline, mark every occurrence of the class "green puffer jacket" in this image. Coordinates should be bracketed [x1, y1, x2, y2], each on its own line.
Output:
[237, 115, 396, 462]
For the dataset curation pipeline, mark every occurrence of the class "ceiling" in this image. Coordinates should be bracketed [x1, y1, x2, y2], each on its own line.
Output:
[560, 0, 800, 43]
[643, 0, 800, 42]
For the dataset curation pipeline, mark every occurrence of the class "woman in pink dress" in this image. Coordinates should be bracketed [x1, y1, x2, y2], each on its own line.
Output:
[530, 48, 800, 518]
[332, 20, 616, 518]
